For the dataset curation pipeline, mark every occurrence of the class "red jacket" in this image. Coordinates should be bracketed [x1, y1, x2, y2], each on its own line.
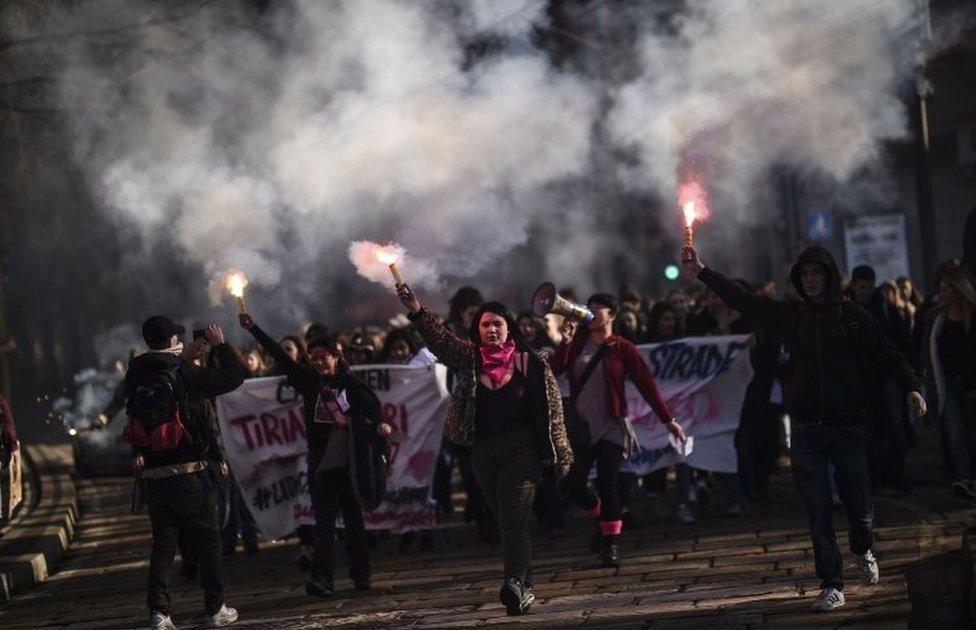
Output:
[552, 327, 673, 424]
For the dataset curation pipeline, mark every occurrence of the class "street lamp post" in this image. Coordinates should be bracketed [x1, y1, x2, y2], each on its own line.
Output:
[914, 0, 938, 291]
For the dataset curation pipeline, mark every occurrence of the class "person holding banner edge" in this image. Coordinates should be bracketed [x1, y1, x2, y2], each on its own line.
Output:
[682, 243, 927, 612]
[397, 284, 573, 617]
[239, 314, 392, 598]
[553, 293, 687, 568]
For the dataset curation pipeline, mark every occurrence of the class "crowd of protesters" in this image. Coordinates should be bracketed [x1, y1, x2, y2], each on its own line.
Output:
[82, 245, 975, 627]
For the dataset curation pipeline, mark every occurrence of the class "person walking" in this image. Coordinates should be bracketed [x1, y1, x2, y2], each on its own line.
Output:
[239, 314, 390, 598]
[922, 262, 976, 499]
[683, 245, 926, 612]
[553, 293, 686, 568]
[397, 284, 573, 616]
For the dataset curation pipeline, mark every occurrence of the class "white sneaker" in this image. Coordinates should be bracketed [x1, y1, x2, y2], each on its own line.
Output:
[150, 612, 178, 630]
[209, 604, 238, 627]
[857, 550, 880, 585]
[811, 587, 845, 611]
[676, 503, 695, 524]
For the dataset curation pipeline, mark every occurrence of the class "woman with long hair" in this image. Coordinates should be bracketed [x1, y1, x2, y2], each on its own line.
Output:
[239, 314, 391, 598]
[896, 276, 923, 329]
[923, 263, 976, 499]
[397, 284, 572, 616]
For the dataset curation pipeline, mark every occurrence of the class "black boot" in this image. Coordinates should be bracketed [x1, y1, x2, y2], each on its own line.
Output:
[600, 536, 620, 568]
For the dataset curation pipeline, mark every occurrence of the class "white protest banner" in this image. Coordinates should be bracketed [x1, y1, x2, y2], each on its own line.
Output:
[357, 364, 450, 531]
[215, 376, 308, 540]
[215, 364, 449, 539]
[621, 335, 753, 475]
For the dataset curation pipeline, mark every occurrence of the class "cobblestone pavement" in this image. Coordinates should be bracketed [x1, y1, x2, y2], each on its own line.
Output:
[0, 431, 973, 629]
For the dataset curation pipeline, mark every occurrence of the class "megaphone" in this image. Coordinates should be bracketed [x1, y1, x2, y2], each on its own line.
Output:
[531, 282, 594, 323]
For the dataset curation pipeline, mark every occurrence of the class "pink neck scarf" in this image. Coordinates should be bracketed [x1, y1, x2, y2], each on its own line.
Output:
[479, 340, 517, 387]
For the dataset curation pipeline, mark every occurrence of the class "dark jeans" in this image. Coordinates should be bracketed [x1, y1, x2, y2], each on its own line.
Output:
[222, 471, 259, 551]
[565, 439, 624, 531]
[470, 429, 541, 584]
[308, 454, 370, 584]
[144, 471, 223, 616]
[791, 423, 873, 590]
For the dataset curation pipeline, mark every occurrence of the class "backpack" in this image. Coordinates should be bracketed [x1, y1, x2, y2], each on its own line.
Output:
[122, 366, 193, 452]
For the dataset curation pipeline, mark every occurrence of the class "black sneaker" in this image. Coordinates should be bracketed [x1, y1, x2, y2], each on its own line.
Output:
[499, 577, 532, 616]
[306, 576, 335, 598]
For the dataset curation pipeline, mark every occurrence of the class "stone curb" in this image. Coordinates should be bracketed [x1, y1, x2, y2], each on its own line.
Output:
[0, 444, 77, 602]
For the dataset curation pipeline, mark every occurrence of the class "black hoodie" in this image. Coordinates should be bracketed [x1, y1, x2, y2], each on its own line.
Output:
[247, 324, 389, 508]
[247, 325, 383, 455]
[124, 343, 245, 469]
[698, 246, 921, 426]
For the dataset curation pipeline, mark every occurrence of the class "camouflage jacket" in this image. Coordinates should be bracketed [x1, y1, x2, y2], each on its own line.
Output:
[409, 309, 573, 469]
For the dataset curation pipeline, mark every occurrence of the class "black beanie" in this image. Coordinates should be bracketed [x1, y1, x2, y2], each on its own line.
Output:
[586, 293, 618, 314]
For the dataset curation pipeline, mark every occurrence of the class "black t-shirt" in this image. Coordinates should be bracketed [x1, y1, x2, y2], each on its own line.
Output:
[475, 370, 530, 438]
[939, 319, 968, 379]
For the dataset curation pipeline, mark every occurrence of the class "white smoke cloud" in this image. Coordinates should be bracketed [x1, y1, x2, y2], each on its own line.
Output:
[47, 0, 947, 319]
[59, 0, 597, 308]
[607, 0, 921, 218]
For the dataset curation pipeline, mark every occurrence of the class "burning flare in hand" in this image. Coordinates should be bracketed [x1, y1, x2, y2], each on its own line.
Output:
[677, 179, 710, 249]
[375, 248, 405, 287]
[348, 240, 410, 289]
[225, 270, 249, 313]
[682, 200, 697, 248]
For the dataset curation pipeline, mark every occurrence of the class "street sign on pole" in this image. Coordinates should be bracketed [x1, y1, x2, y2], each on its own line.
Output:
[806, 210, 832, 240]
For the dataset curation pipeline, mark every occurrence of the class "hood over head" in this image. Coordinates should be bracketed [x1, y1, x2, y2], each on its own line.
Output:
[789, 246, 843, 301]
